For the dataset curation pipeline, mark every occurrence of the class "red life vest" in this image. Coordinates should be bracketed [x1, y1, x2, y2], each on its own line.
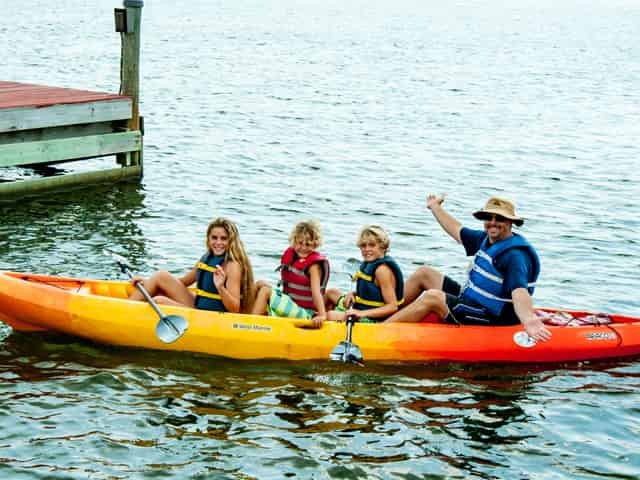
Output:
[279, 247, 330, 310]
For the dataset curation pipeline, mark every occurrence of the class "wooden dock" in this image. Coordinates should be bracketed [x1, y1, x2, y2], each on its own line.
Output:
[0, 0, 144, 201]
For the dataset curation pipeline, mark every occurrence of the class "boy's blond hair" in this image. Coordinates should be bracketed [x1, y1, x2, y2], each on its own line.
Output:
[357, 225, 390, 252]
[289, 220, 322, 249]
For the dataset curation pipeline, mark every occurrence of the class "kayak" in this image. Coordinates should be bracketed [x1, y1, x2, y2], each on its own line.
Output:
[1, 270, 639, 363]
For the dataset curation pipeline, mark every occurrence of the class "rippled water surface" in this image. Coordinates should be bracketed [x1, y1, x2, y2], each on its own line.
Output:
[1, 0, 639, 478]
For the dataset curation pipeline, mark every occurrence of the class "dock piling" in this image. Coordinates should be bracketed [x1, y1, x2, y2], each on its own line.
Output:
[117, 0, 143, 170]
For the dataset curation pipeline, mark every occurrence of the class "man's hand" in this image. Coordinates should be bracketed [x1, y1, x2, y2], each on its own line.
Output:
[427, 193, 445, 210]
[426, 192, 462, 243]
[522, 316, 552, 342]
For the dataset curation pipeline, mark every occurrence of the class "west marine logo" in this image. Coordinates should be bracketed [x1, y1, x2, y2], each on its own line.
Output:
[233, 323, 272, 332]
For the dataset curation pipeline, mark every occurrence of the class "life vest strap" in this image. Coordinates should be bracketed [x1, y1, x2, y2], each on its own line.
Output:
[194, 288, 222, 300]
[197, 262, 219, 273]
[282, 281, 311, 292]
[352, 271, 371, 282]
[476, 249, 493, 263]
[464, 280, 512, 303]
[283, 265, 306, 277]
[471, 264, 503, 284]
[471, 259, 537, 287]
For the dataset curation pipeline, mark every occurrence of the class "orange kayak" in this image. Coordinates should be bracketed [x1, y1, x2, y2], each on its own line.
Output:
[1, 271, 639, 363]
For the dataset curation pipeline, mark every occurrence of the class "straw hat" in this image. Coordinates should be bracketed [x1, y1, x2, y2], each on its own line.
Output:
[472, 197, 524, 226]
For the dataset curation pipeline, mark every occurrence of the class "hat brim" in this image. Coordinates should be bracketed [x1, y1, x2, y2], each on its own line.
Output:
[473, 209, 524, 226]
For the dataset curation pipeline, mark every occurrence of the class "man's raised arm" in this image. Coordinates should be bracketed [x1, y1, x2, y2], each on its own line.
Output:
[427, 193, 463, 244]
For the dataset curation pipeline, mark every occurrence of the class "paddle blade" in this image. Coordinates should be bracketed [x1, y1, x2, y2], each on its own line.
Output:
[156, 314, 189, 344]
[329, 341, 347, 361]
[329, 341, 364, 366]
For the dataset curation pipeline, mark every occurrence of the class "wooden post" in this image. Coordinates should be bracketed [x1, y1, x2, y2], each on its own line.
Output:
[118, 0, 143, 171]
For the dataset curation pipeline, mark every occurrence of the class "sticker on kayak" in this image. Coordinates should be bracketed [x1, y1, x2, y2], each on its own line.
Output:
[233, 323, 272, 332]
[513, 331, 537, 348]
[586, 332, 617, 341]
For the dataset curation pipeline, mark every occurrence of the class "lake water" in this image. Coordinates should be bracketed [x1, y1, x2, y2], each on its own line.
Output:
[1, 0, 639, 478]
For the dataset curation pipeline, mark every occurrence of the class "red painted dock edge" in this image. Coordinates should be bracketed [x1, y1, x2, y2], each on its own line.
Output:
[0, 81, 129, 110]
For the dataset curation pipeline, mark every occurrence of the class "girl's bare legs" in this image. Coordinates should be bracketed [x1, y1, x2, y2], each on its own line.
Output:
[128, 271, 195, 307]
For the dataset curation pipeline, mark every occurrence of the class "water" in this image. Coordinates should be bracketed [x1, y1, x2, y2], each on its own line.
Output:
[1, 0, 639, 478]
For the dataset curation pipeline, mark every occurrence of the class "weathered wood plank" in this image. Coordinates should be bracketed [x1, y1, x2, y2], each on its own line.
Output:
[0, 99, 132, 133]
[0, 81, 128, 110]
[0, 165, 142, 200]
[1, 121, 128, 145]
[0, 131, 141, 167]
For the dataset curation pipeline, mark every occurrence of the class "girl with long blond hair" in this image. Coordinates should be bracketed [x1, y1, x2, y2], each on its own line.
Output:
[129, 217, 255, 313]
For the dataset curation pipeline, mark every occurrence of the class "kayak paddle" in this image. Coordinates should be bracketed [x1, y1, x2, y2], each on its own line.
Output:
[329, 258, 364, 365]
[330, 314, 364, 366]
[104, 250, 189, 344]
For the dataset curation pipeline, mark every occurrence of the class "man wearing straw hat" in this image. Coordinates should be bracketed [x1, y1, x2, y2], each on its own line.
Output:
[385, 193, 551, 342]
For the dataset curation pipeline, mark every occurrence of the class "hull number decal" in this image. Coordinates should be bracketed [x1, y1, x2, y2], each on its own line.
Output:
[513, 331, 537, 348]
[233, 323, 272, 332]
[586, 332, 616, 341]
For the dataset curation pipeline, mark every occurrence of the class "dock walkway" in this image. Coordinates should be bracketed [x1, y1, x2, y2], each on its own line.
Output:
[0, 0, 144, 201]
[0, 81, 142, 199]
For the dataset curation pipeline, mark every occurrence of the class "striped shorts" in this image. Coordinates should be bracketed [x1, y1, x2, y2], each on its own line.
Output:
[267, 288, 314, 320]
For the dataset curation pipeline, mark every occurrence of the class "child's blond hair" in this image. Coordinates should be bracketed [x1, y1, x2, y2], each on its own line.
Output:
[289, 220, 322, 249]
[356, 225, 390, 252]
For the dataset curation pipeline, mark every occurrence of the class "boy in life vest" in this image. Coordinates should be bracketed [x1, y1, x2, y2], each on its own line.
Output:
[251, 220, 330, 328]
[326, 225, 404, 323]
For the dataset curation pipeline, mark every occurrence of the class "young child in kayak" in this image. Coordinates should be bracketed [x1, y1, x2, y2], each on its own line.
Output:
[128, 217, 255, 313]
[326, 225, 404, 323]
[251, 220, 330, 328]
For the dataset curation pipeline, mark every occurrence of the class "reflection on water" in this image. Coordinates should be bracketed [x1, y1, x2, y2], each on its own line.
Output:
[1, 333, 638, 478]
[0, 183, 149, 278]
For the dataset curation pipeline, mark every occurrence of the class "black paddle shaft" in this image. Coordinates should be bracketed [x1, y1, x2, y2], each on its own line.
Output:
[128, 272, 166, 320]
[119, 265, 179, 331]
[105, 249, 188, 343]
[114, 262, 159, 313]
[345, 315, 355, 343]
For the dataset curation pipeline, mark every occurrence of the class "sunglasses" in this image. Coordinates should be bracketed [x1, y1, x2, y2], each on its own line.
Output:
[477, 213, 509, 223]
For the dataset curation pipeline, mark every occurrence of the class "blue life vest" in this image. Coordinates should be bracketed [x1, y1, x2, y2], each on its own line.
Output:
[353, 256, 404, 318]
[194, 253, 226, 311]
[460, 233, 540, 317]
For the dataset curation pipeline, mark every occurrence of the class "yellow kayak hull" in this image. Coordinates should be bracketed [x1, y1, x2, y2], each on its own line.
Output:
[1, 271, 640, 363]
